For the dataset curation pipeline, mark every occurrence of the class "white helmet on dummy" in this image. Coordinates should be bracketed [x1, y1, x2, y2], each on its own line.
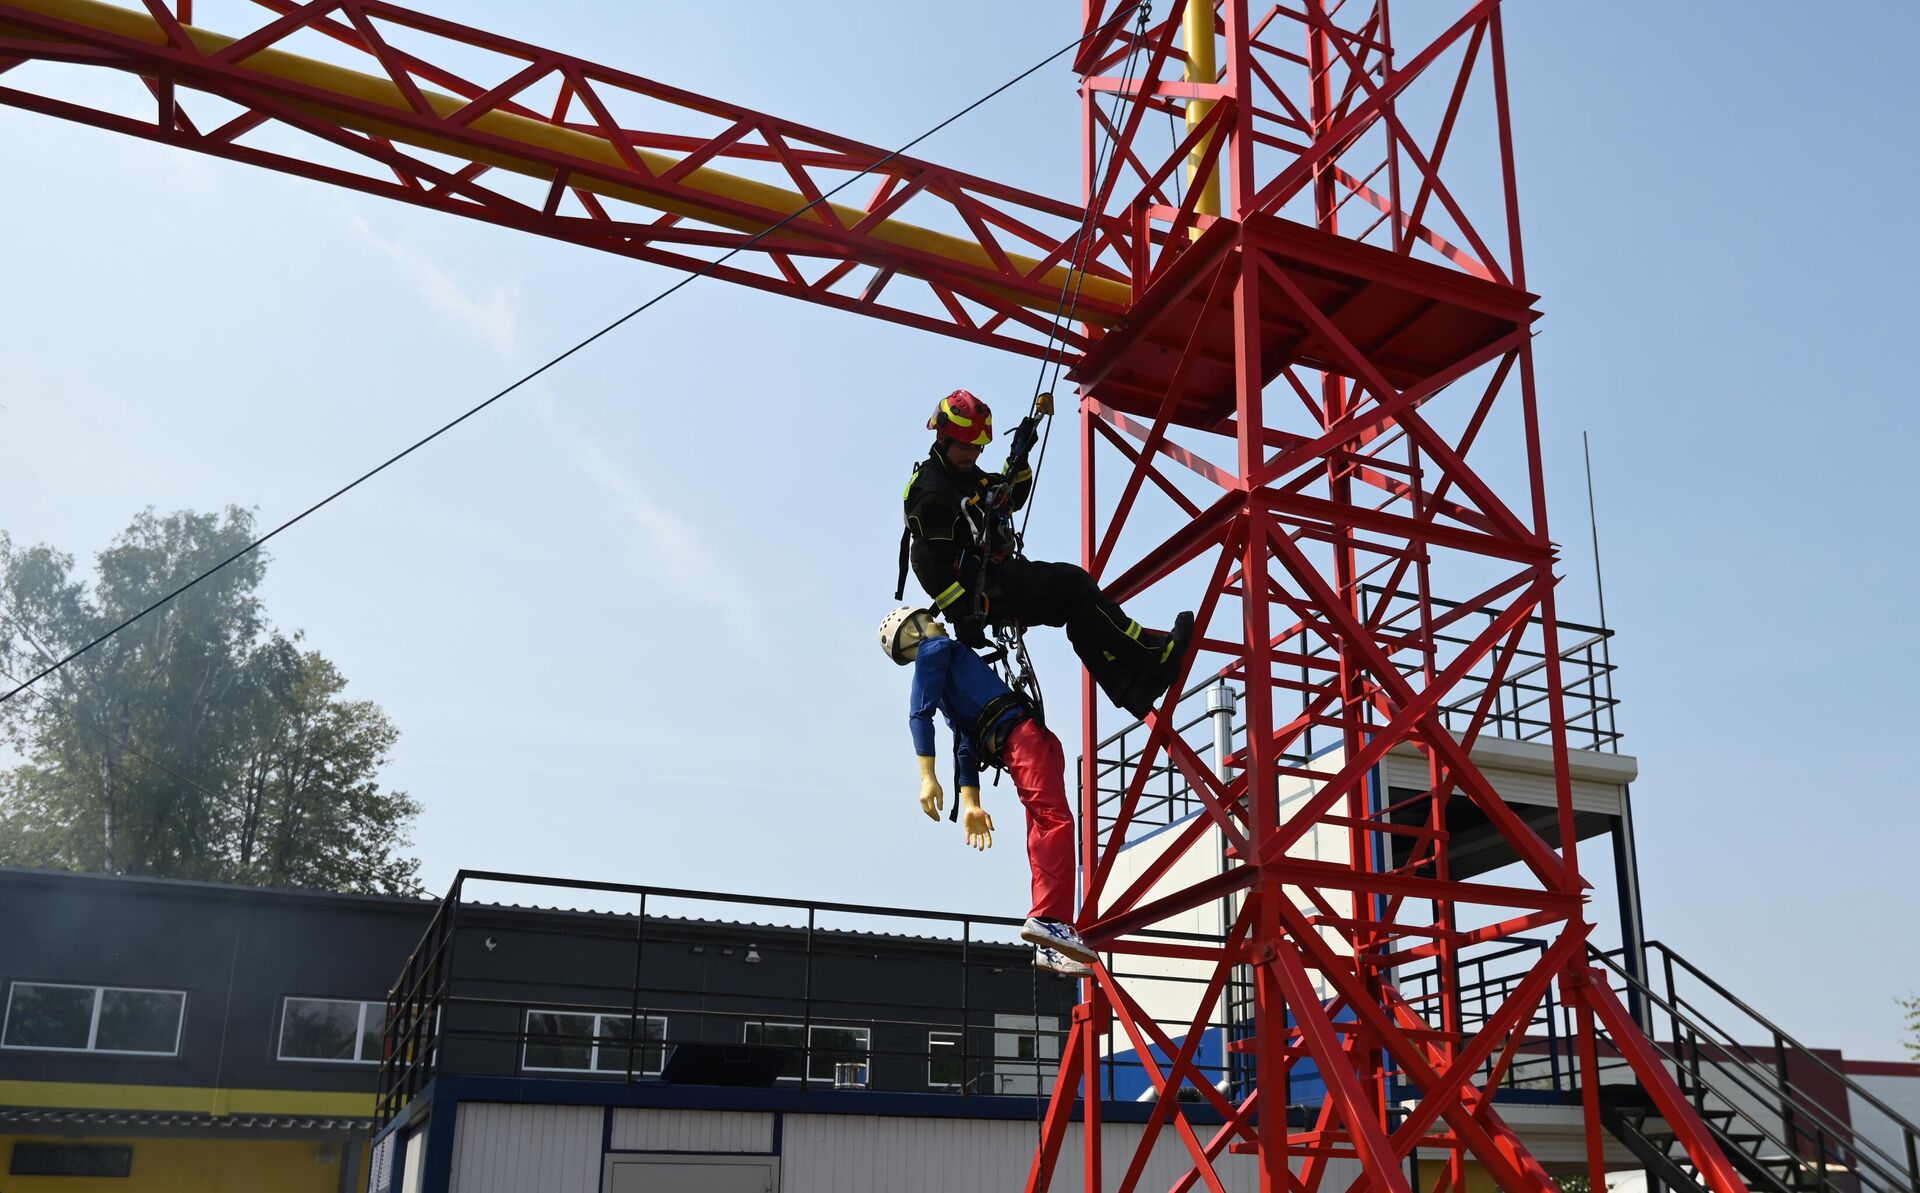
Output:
[879, 606, 937, 665]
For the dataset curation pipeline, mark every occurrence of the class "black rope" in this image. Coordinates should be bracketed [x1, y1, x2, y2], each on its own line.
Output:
[977, 7, 1156, 1138]
[976, 1, 1150, 699]
[0, 1, 1150, 708]
[1013, 1, 1153, 549]
[1032, 960, 1044, 1138]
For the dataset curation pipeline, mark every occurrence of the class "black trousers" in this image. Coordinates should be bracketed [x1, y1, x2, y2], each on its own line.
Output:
[983, 558, 1165, 708]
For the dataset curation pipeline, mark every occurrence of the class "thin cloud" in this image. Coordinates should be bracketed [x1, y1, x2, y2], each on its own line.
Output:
[536, 401, 761, 643]
[343, 208, 517, 354]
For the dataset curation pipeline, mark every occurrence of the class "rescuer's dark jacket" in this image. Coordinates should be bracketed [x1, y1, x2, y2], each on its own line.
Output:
[903, 442, 1034, 620]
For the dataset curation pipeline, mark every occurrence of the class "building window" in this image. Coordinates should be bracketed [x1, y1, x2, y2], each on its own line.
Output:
[928, 1030, 963, 1089]
[279, 997, 384, 1064]
[522, 1010, 666, 1076]
[10, 1142, 135, 1176]
[1, 982, 184, 1056]
[743, 1021, 872, 1083]
[991, 1013, 1060, 1096]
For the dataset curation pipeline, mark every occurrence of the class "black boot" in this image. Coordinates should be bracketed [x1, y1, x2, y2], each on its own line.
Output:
[1117, 612, 1195, 719]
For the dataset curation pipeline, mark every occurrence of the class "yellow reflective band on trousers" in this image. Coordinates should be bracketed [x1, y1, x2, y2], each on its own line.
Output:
[1125, 620, 1142, 641]
[935, 582, 966, 609]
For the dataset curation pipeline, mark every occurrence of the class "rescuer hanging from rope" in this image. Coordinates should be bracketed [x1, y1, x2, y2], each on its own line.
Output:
[896, 389, 1193, 719]
[880, 605, 1099, 977]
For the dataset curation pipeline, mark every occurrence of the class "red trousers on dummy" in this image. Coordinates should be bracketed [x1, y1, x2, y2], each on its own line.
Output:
[1001, 717, 1075, 922]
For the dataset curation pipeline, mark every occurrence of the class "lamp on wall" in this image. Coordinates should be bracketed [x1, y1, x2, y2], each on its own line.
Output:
[744, 944, 762, 965]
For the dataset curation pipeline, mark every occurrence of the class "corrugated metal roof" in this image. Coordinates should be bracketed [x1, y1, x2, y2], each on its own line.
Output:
[0, 864, 432, 908]
[0, 865, 1039, 949]
[454, 900, 1030, 949]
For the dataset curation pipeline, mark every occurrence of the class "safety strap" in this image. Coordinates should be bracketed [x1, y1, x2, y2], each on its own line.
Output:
[894, 460, 926, 602]
[952, 692, 1037, 822]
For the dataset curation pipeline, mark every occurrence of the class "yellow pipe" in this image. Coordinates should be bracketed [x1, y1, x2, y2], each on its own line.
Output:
[1182, 0, 1222, 223]
[1, 0, 1130, 318]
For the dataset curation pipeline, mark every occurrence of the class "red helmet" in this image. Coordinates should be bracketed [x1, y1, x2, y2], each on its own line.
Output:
[928, 389, 993, 447]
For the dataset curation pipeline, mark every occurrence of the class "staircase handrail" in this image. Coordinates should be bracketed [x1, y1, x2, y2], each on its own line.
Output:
[1591, 947, 1915, 1193]
[1589, 951, 1880, 1192]
[1646, 939, 1920, 1145]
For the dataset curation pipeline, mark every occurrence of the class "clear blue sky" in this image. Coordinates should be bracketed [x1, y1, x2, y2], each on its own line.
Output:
[1, 4, 1913, 1056]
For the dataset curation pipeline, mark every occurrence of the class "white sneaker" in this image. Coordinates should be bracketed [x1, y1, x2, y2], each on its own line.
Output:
[1021, 916, 1098, 964]
[1034, 945, 1092, 977]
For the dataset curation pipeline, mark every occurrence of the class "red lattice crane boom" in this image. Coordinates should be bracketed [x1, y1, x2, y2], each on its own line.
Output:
[0, 2, 1750, 1191]
[0, 0, 1135, 358]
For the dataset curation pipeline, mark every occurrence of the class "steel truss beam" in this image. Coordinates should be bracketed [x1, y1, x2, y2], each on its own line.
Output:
[0, 0, 1144, 359]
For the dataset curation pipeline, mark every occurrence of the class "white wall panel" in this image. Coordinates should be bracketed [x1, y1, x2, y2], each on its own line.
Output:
[448, 1102, 601, 1193]
[432, 1100, 1647, 1191]
[778, 1113, 1272, 1193]
[1382, 740, 1637, 816]
[610, 1108, 774, 1153]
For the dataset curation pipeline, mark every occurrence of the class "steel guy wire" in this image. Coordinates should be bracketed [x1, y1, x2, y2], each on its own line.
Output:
[1, 2, 1149, 707]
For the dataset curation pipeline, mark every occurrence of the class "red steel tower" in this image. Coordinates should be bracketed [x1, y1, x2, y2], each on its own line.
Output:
[1032, 3, 1749, 1191]
[0, 1, 1751, 1189]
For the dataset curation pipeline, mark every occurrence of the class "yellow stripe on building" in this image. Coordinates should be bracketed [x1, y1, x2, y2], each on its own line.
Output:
[0, 1079, 377, 1118]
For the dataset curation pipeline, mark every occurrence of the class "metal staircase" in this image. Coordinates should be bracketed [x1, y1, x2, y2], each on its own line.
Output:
[1584, 944, 1919, 1193]
[1394, 938, 1918, 1192]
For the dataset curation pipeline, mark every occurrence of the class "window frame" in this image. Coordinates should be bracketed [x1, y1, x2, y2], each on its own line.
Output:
[741, 1020, 873, 1084]
[1, 980, 187, 1057]
[520, 1009, 668, 1077]
[277, 995, 386, 1065]
[9, 1141, 136, 1177]
[927, 1029, 964, 1089]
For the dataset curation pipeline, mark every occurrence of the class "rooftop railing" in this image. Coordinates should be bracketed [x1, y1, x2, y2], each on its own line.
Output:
[1091, 585, 1619, 845]
[374, 870, 1239, 1126]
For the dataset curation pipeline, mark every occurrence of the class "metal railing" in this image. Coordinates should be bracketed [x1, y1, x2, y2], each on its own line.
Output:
[1619, 942, 1920, 1193]
[375, 870, 1241, 1126]
[1397, 938, 1920, 1193]
[1089, 585, 1620, 847]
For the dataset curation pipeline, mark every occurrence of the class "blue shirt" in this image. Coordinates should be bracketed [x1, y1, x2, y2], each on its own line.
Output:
[908, 635, 1026, 790]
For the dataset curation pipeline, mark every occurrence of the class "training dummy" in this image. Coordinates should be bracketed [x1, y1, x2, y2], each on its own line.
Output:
[879, 605, 1100, 976]
[897, 389, 1194, 719]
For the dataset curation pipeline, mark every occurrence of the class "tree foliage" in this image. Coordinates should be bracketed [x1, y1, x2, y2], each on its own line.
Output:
[1901, 993, 1920, 1061]
[0, 508, 420, 893]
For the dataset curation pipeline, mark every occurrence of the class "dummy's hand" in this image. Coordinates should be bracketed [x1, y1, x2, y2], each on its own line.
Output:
[918, 774, 945, 821]
[1035, 391, 1054, 417]
[961, 804, 995, 851]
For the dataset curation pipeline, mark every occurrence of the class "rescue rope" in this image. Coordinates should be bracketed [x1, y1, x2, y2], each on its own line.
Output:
[977, 3, 1153, 730]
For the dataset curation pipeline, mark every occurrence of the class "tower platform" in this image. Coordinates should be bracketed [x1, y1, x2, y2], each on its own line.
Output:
[1071, 215, 1540, 429]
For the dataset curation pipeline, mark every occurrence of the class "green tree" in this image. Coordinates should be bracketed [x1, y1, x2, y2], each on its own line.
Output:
[1901, 993, 1920, 1060]
[0, 507, 420, 893]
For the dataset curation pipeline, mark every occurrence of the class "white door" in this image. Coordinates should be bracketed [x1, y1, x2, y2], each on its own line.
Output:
[605, 1155, 777, 1192]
